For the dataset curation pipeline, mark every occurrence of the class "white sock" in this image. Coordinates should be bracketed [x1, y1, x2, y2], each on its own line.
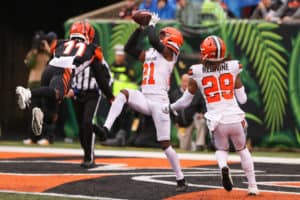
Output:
[104, 93, 127, 130]
[215, 150, 228, 169]
[238, 148, 257, 187]
[164, 146, 184, 180]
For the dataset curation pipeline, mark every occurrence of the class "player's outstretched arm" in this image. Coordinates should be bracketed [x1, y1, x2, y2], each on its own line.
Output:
[163, 78, 198, 115]
[124, 27, 145, 62]
[170, 78, 198, 111]
[146, 13, 174, 61]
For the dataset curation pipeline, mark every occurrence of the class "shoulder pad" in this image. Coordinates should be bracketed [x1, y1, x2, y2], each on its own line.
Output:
[225, 60, 241, 73]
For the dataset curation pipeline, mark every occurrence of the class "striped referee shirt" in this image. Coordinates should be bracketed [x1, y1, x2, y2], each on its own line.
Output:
[72, 59, 112, 92]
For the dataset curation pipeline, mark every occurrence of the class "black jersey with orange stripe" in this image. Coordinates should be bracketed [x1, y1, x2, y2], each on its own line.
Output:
[48, 39, 114, 100]
[49, 39, 103, 73]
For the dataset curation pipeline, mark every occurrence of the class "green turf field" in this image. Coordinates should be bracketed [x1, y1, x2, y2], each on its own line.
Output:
[0, 193, 80, 200]
[0, 140, 299, 158]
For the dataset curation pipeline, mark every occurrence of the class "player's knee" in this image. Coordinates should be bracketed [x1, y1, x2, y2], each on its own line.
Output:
[235, 146, 246, 152]
[160, 140, 171, 150]
[54, 89, 63, 101]
[120, 89, 129, 101]
[120, 89, 129, 100]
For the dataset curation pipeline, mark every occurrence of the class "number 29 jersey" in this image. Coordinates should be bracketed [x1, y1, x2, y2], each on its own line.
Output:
[141, 48, 177, 96]
[189, 60, 245, 124]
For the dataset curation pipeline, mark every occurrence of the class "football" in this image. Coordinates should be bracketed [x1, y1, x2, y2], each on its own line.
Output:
[132, 10, 152, 26]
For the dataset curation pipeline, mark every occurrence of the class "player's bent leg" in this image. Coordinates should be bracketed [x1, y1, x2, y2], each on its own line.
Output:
[214, 124, 233, 191]
[103, 90, 128, 131]
[230, 122, 259, 195]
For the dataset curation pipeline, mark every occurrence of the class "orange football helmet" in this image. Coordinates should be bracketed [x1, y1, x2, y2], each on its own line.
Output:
[200, 35, 226, 61]
[69, 20, 95, 44]
[160, 27, 183, 55]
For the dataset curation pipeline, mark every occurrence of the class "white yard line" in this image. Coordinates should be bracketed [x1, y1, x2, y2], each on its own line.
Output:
[0, 189, 126, 200]
[132, 174, 300, 196]
[0, 146, 300, 164]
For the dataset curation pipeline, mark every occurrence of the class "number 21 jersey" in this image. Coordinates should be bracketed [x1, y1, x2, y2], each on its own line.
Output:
[141, 48, 177, 96]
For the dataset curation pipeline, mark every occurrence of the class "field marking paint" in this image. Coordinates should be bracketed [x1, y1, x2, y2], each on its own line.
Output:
[0, 189, 126, 200]
[132, 174, 300, 196]
[1, 146, 300, 164]
[256, 181, 300, 188]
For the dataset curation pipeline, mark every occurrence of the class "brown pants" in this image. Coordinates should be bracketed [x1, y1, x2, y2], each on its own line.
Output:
[177, 113, 207, 151]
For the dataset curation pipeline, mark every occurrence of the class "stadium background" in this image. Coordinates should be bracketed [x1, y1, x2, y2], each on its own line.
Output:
[1, 0, 300, 149]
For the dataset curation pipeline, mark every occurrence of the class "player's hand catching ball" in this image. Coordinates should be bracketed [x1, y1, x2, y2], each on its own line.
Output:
[149, 13, 160, 27]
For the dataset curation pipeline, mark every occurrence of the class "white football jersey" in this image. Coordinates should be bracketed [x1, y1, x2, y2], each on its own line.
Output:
[189, 60, 245, 124]
[141, 48, 177, 96]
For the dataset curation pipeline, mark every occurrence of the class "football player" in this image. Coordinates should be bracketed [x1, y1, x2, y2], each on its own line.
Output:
[95, 13, 188, 192]
[16, 20, 114, 137]
[167, 35, 259, 195]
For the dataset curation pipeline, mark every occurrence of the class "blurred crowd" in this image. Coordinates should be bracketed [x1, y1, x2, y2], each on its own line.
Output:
[119, 0, 300, 23]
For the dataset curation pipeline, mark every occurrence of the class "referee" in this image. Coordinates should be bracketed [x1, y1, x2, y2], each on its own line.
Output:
[69, 59, 112, 169]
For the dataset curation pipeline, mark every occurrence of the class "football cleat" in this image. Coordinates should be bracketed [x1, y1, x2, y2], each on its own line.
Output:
[16, 86, 31, 109]
[176, 178, 188, 192]
[23, 138, 34, 145]
[248, 186, 259, 195]
[221, 166, 233, 191]
[32, 107, 44, 136]
[37, 138, 49, 146]
[80, 160, 96, 169]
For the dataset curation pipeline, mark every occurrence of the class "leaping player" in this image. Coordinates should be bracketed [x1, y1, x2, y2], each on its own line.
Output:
[95, 13, 188, 192]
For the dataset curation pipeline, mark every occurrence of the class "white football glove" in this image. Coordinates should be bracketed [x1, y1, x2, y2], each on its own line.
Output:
[162, 104, 178, 116]
[149, 13, 160, 27]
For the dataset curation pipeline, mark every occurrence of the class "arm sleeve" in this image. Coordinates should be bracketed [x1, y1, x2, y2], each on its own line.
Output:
[235, 86, 247, 104]
[170, 90, 194, 111]
[90, 60, 114, 100]
[124, 28, 143, 59]
[147, 26, 165, 53]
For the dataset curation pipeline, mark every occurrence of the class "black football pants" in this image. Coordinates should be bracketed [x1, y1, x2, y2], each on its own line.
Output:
[73, 90, 100, 162]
